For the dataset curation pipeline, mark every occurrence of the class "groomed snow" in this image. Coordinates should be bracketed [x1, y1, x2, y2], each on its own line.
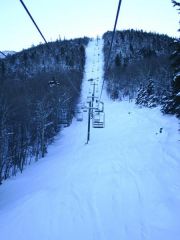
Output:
[0, 39, 180, 240]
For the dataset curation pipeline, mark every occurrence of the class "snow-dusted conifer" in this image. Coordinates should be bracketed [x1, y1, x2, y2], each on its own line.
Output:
[146, 80, 158, 108]
[136, 80, 158, 108]
[135, 84, 146, 106]
[161, 1, 180, 117]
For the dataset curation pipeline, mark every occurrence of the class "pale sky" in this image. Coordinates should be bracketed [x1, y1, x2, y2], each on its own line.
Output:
[0, 0, 179, 51]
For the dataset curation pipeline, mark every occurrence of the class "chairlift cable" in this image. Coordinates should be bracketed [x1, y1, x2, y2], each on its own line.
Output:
[19, 0, 81, 96]
[99, 0, 122, 101]
[19, 0, 49, 45]
[0, 51, 7, 57]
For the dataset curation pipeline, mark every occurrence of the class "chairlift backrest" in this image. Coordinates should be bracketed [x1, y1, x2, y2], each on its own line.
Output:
[59, 109, 70, 126]
[76, 112, 83, 121]
[92, 111, 105, 128]
[92, 101, 105, 128]
[76, 107, 83, 121]
[95, 101, 104, 112]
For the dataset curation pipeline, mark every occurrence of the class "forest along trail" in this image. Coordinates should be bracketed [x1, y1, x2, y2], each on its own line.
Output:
[0, 39, 180, 240]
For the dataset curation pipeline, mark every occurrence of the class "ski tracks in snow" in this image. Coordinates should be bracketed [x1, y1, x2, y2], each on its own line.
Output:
[0, 38, 180, 240]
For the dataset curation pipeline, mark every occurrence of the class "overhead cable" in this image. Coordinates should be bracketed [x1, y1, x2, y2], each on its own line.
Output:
[99, 0, 122, 100]
[19, 0, 81, 95]
[19, 0, 48, 45]
[0, 51, 7, 57]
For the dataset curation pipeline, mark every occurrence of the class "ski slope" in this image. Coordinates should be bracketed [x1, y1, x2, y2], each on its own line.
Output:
[0, 39, 180, 240]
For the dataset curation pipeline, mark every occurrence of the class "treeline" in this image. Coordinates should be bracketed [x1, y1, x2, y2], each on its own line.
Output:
[103, 30, 173, 102]
[161, 1, 180, 117]
[103, 29, 179, 117]
[0, 37, 89, 184]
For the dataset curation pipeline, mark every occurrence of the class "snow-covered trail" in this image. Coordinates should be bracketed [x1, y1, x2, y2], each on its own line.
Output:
[0, 39, 180, 240]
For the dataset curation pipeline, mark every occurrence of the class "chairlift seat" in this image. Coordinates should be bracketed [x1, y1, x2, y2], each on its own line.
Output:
[92, 111, 105, 128]
[76, 111, 83, 121]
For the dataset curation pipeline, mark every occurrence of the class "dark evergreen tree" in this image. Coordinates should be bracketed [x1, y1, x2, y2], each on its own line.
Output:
[172, 0, 180, 9]
[135, 80, 158, 108]
[0, 37, 89, 184]
[161, 1, 180, 117]
[103, 30, 173, 102]
[115, 54, 121, 67]
[135, 84, 146, 106]
[146, 80, 158, 108]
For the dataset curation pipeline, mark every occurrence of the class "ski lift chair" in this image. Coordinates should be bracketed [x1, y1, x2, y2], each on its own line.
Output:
[76, 110, 83, 121]
[92, 110, 105, 128]
[80, 102, 88, 112]
[82, 105, 88, 112]
[92, 101, 105, 128]
[59, 106, 71, 127]
[60, 111, 70, 127]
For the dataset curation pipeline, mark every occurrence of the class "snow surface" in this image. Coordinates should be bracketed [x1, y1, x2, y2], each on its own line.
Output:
[0, 39, 180, 240]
